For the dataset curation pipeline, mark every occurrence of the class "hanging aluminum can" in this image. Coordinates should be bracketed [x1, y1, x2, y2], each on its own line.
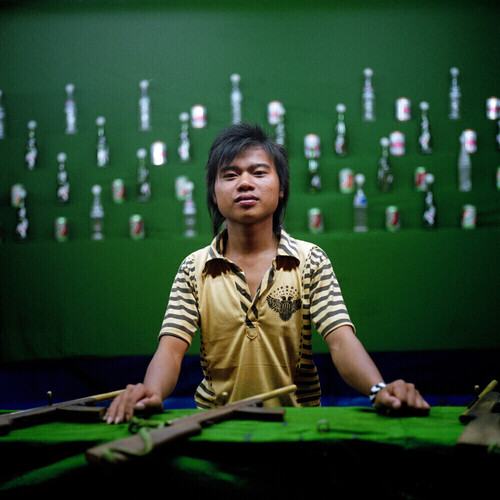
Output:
[268, 100, 285, 125]
[190, 104, 207, 129]
[129, 214, 145, 239]
[486, 97, 500, 120]
[308, 207, 323, 233]
[462, 129, 477, 153]
[151, 140, 167, 165]
[11, 184, 26, 207]
[390, 131, 405, 155]
[385, 206, 400, 232]
[415, 166, 427, 191]
[339, 168, 354, 193]
[304, 134, 320, 158]
[396, 97, 411, 121]
[112, 179, 126, 203]
[461, 204, 476, 229]
[55, 217, 68, 242]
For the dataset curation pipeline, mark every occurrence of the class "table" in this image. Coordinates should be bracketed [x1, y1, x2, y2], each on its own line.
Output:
[1, 406, 497, 499]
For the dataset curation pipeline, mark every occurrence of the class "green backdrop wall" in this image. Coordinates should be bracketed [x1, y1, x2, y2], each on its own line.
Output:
[1, 0, 499, 363]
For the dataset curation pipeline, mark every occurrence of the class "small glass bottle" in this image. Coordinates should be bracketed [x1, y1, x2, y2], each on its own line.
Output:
[65, 83, 77, 134]
[0, 89, 5, 139]
[353, 173, 368, 232]
[308, 159, 321, 192]
[178, 112, 191, 162]
[183, 181, 196, 237]
[449, 68, 461, 120]
[139, 80, 151, 131]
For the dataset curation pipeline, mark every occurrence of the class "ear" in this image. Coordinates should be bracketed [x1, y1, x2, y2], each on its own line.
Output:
[279, 186, 284, 198]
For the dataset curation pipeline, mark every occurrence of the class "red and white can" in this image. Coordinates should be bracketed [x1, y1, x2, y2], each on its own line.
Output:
[396, 97, 411, 121]
[339, 168, 354, 193]
[414, 166, 427, 191]
[462, 129, 477, 153]
[268, 100, 285, 125]
[304, 134, 320, 158]
[486, 97, 500, 120]
[54, 217, 68, 242]
[308, 207, 323, 233]
[191, 104, 207, 129]
[112, 179, 126, 203]
[385, 206, 400, 232]
[461, 204, 476, 229]
[129, 214, 145, 239]
[390, 131, 405, 156]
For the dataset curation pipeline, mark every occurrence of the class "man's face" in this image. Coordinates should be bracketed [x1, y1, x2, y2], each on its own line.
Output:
[213, 147, 283, 230]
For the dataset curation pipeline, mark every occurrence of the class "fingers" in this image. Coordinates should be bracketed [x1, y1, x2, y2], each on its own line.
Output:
[375, 379, 430, 416]
[104, 383, 149, 424]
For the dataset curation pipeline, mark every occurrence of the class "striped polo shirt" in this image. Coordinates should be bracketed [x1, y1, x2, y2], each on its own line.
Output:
[159, 229, 354, 408]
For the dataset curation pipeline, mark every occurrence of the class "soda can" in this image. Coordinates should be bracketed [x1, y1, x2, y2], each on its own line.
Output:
[461, 204, 476, 229]
[268, 100, 285, 125]
[462, 129, 477, 153]
[339, 168, 354, 193]
[11, 184, 26, 207]
[129, 214, 145, 239]
[385, 206, 400, 232]
[396, 97, 411, 121]
[151, 141, 167, 165]
[486, 97, 500, 120]
[415, 166, 427, 191]
[304, 134, 320, 158]
[308, 208, 323, 233]
[390, 131, 405, 156]
[55, 217, 68, 242]
[112, 179, 126, 203]
[190, 104, 207, 129]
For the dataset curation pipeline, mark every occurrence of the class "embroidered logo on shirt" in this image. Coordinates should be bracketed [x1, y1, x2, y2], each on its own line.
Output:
[267, 285, 302, 321]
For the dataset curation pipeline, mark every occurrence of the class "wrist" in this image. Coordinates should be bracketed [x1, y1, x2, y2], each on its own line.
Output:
[369, 382, 386, 405]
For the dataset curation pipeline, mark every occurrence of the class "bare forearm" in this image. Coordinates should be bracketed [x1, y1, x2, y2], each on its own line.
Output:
[144, 335, 188, 400]
[325, 325, 383, 396]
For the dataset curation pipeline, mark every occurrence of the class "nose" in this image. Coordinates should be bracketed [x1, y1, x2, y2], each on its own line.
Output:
[236, 173, 255, 191]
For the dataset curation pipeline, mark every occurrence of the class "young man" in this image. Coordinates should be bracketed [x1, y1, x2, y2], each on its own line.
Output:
[105, 122, 429, 424]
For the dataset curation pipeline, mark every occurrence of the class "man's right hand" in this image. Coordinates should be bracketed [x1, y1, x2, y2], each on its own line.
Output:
[104, 383, 164, 424]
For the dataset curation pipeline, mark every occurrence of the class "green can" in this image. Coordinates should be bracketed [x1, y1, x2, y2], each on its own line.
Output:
[385, 206, 400, 232]
[129, 214, 145, 239]
[308, 208, 323, 233]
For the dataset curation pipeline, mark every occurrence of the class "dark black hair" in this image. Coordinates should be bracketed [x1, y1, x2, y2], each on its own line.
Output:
[206, 122, 289, 236]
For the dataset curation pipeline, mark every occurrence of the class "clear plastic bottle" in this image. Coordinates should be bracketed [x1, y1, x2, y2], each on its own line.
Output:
[334, 103, 348, 157]
[56, 152, 70, 203]
[377, 137, 392, 192]
[178, 112, 191, 162]
[449, 68, 461, 120]
[139, 80, 151, 131]
[0, 90, 5, 139]
[136, 148, 151, 202]
[65, 83, 77, 134]
[418, 101, 433, 154]
[90, 185, 104, 240]
[183, 181, 196, 237]
[96, 116, 109, 167]
[25, 120, 38, 170]
[458, 132, 471, 192]
[362, 68, 375, 121]
[230, 73, 242, 124]
[353, 173, 368, 232]
[423, 174, 437, 229]
[308, 159, 321, 192]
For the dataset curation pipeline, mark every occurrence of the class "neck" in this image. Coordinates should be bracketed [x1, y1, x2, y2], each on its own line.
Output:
[224, 220, 278, 256]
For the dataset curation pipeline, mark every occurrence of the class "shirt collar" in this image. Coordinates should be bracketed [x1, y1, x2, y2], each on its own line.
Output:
[204, 228, 300, 273]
